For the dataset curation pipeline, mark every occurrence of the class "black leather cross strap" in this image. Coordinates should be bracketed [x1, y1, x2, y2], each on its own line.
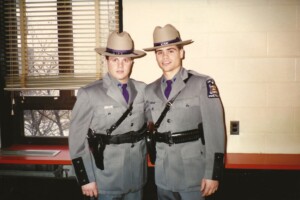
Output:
[147, 73, 193, 164]
[87, 102, 134, 170]
[106, 103, 133, 135]
[154, 73, 193, 130]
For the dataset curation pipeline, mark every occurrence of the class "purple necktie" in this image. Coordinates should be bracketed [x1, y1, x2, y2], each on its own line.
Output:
[122, 84, 129, 103]
[164, 80, 172, 99]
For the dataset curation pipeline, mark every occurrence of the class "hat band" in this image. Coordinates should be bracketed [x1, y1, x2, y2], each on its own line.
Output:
[154, 37, 182, 47]
[106, 48, 133, 55]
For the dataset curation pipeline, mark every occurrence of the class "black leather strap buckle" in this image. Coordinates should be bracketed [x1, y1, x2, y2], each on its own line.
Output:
[156, 131, 173, 145]
[166, 101, 173, 107]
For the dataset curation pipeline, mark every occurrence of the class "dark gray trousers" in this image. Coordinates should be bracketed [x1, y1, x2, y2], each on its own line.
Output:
[157, 187, 204, 200]
[97, 189, 142, 200]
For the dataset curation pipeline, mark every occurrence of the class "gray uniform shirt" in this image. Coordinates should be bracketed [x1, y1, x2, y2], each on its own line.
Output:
[69, 73, 147, 195]
[145, 67, 225, 192]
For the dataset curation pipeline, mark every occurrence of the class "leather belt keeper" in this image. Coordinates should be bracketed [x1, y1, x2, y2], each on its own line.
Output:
[155, 129, 201, 145]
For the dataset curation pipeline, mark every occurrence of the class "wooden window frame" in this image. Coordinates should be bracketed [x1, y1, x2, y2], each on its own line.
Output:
[0, 0, 123, 146]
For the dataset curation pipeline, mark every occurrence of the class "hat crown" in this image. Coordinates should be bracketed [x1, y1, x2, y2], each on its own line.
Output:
[107, 31, 133, 51]
[143, 24, 193, 51]
[95, 31, 145, 58]
[153, 24, 181, 44]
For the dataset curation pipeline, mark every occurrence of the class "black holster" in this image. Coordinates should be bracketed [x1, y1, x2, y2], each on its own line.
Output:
[87, 130, 105, 170]
[146, 130, 156, 165]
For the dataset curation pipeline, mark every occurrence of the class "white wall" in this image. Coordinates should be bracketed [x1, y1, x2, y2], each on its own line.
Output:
[124, 0, 300, 154]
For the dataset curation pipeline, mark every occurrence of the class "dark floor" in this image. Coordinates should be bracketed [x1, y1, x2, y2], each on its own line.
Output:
[144, 168, 300, 200]
[0, 167, 300, 200]
[218, 169, 300, 200]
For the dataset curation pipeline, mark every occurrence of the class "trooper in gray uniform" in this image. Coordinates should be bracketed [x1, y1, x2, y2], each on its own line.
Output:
[69, 31, 147, 200]
[144, 24, 226, 200]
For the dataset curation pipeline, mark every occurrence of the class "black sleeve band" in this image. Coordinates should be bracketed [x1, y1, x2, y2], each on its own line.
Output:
[212, 153, 224, 180]
[72, 157, 90, 186]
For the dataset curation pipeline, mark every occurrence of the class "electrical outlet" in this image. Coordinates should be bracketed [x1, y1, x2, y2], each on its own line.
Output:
[230, 121, 239, 135]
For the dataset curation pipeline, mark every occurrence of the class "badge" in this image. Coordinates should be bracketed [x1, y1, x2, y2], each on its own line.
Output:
[206, 79, 219, 98]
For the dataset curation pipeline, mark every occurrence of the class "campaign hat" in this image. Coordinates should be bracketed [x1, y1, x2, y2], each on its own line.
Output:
[95, 31, 146, 58]
[144, 24, 193, 51]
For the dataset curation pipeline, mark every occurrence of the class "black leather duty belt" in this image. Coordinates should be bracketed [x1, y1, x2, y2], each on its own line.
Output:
[155, 129, 202, 145]
[88, 124, 147, 145]
[103, 131, 146, 144]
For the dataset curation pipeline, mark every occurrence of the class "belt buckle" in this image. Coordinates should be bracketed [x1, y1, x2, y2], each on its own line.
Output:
[166, 101, 172, 107]
[166, 132, 173, 145]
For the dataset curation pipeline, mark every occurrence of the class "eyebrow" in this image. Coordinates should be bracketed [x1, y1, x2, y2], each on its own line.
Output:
[109, 57, 132, 60]
[155, 47, 178, 53]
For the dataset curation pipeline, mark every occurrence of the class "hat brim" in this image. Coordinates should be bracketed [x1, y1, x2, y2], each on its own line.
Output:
[143, 40, 194, 51]
[95, 48, 146, 58]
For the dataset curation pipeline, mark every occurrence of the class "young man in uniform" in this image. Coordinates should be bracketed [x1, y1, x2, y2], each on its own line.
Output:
[144, 24, 225, 200]
[69, 31, 147, 200]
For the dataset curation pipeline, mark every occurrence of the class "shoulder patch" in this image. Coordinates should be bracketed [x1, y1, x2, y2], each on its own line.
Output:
[206, 79, 219, 98]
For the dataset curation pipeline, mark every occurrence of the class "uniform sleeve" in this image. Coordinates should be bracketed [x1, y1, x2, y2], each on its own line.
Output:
[68, 88, 96, 185]
[199, 78, 225, 180]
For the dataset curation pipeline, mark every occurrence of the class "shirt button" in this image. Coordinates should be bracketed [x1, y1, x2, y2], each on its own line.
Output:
[167, 119, 171, 123]
[131, 123, 134, 126]
[129, 112, 132, 116]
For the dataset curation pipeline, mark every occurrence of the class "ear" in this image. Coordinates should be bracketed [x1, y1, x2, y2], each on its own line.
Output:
[180, 48, 185, 59]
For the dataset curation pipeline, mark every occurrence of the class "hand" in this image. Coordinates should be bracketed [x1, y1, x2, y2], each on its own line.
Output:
[82, 182, 98, 198]
[200, 179, 219, 197]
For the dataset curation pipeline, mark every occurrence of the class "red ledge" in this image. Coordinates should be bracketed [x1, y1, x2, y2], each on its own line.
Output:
[0, 145, 71, 165]
[147, 153, 300, 170]
[225, 153, 300, 170]
[1, 145, 300, 170]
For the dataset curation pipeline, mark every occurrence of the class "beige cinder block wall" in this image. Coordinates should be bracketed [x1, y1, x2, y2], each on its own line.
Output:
[124, 0, 300, 154]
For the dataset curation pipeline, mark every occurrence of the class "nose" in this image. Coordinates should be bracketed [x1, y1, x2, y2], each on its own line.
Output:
[117, 60, 124, 68]
[162, 51, 169, 58]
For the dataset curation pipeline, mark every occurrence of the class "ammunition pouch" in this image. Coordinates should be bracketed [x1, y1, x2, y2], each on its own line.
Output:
[87, 124, 147, 170]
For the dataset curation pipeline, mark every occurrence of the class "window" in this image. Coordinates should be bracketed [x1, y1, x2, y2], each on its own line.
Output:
[1, 0, 121, 143]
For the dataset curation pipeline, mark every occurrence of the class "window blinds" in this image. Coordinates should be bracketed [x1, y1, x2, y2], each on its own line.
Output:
[4, 0, 119, 91]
